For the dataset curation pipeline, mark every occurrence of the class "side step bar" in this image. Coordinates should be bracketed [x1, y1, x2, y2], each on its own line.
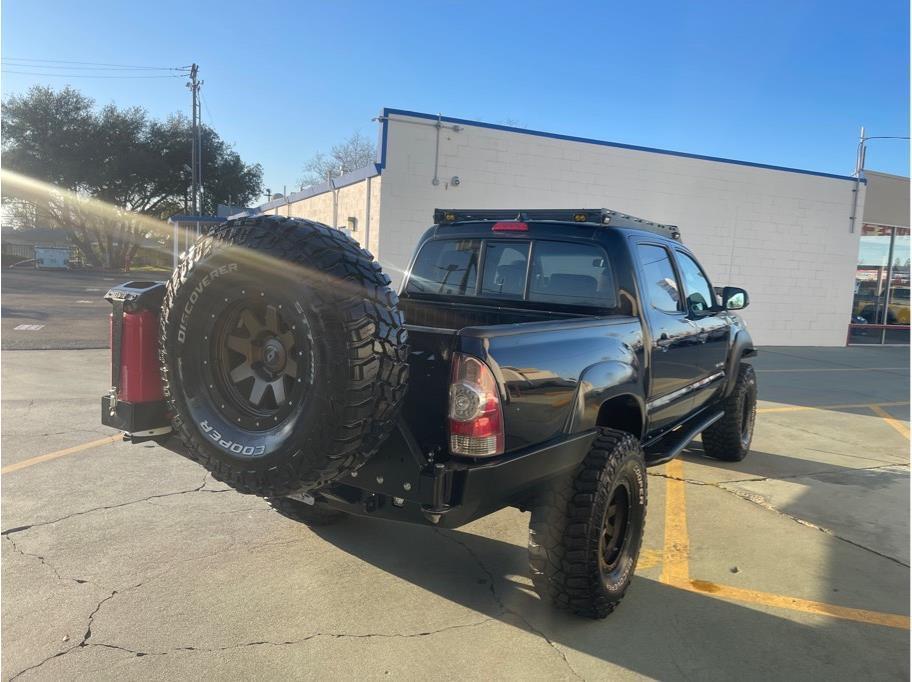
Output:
[644, 410, 724, 467]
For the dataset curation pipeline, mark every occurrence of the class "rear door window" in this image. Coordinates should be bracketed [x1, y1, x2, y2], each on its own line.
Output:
[528, 241, 615, 307]
[480, 241, 530, 299]
[406, 239, 480, 296]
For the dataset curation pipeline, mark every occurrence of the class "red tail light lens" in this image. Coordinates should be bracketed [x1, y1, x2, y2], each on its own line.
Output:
[492, 221, 528, 232]
[448, 353, 504, 457]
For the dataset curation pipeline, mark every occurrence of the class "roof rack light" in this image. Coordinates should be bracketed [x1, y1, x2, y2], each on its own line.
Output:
[433, 208, 680, 241]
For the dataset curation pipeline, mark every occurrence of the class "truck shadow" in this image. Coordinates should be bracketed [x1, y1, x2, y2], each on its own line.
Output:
[311, 513, 907, 679]
[679, 444, 910, 566]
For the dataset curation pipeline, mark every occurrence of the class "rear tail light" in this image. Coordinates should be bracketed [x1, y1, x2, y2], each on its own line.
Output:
[448, 353, 504, 457]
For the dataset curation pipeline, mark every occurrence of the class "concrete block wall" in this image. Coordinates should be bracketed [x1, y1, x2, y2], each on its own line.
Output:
[265, 177, 382, 257]
[375, 112, 863, 346]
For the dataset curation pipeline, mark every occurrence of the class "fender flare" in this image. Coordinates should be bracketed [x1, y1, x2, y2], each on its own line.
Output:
[723, 328, 756, 398]
[565, 359, 644, 435]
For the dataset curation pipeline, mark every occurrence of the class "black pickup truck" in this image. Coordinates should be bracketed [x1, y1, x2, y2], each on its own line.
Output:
[101, 208, 756, 619]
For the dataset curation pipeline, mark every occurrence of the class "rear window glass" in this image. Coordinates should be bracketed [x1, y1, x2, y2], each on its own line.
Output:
[405, 237, 616, 310]
[480, 241, 530, 299]
[529, 241, 614, 307]
[405, 239, 480, 296]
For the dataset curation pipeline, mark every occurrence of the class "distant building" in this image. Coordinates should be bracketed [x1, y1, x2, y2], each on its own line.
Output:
[238, 108, 909, 346]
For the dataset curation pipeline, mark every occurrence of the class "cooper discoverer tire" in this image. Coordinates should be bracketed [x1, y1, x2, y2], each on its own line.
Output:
[701, 363, 756, 462]
[160, 216, 409, 497]
[528, 428, 647, 619]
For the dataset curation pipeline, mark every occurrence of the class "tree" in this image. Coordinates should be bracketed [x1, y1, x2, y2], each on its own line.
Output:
[299, 132, 376, 189]
[2, 85, 264, 269]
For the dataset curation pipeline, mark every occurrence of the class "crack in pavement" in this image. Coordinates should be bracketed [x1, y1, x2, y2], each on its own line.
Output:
[1, 474, 232, 537]
[649, 462, 909, 486]
[9, 589, 121, 681]
[649, 466, 911, 568]
[10, 619, 495, 676]
[4, 535, 110, 591]
[433, 528, 585, 681]
[85, 619, 494, 658]
[716, 484, 910, 568]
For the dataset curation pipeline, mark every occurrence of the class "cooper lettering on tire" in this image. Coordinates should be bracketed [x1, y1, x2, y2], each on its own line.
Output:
[159, 216, 409, 497]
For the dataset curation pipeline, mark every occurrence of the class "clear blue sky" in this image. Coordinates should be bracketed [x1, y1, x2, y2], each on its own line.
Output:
[3, 0, 908, 199]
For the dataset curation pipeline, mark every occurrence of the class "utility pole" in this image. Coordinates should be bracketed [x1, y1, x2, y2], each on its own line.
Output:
[187, 64, 201, 215]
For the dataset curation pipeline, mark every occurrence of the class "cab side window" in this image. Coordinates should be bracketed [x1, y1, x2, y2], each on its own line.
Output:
[636, 244, 681, 313]
[676, 251, 716, 314]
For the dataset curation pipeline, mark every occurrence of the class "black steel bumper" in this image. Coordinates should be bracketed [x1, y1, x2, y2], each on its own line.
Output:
[145, 421, 597, 529]
[313, 427, 597, 529]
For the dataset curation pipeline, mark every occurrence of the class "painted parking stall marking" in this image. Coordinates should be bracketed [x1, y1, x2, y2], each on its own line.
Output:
[13, 324, 45, 331]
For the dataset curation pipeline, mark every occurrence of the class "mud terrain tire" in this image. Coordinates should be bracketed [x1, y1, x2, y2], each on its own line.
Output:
[160, 216, 409, 497]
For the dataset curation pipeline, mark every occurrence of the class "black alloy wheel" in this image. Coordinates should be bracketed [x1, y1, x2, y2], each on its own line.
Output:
[209, 298, 309, 430]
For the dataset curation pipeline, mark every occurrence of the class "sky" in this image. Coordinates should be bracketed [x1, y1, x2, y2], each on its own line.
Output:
[2, 0, 909, 201]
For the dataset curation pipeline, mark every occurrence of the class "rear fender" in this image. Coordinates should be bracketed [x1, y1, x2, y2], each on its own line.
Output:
[565, 359, 643, 434]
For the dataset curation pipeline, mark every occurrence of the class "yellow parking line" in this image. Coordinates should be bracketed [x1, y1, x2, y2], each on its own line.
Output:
[658, 456, 908, 630]
[636, 548, 663, 570]
[660, 458, 690, 584]
[757, 401, 909, 414]
[0, 434, 121, 474]
[869, 404, 911, 440]
[685, 580, 910, 630]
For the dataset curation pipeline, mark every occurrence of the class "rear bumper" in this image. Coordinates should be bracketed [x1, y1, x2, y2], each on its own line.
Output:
[317, 429, 597, 529]
[125, 420, 597, 530]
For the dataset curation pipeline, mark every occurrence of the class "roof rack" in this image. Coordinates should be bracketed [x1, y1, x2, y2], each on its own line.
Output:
[433, 208, 681, 241]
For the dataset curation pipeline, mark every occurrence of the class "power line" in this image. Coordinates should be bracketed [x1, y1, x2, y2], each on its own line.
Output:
[1, 69, 186, 79]
[200, 92, 215, 129]
[2, 57, 189, 71]
[2, 63, 186, 72]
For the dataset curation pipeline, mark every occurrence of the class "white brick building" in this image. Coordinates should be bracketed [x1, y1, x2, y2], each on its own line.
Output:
[243, 108, 874, 346]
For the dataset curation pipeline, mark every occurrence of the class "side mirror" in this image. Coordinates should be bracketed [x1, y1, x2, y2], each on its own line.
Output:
[722, 286, 749, 310]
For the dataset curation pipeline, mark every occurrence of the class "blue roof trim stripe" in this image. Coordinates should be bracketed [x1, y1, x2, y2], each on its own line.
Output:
[381, 107, 860, 183]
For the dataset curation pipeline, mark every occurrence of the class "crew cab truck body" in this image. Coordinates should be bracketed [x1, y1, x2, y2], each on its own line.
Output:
[102, 208, 756, 618]
[315, 210, 755, 526]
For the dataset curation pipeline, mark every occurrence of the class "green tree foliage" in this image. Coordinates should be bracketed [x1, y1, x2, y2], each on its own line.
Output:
[2, 85, 263, 269]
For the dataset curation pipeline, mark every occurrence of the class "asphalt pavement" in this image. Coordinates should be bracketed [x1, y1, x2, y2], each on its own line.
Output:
[1, 268, 169, 350]
[1, 269, 909, 680]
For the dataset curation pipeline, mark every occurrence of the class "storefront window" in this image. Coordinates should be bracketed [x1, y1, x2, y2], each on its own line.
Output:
[849, 224, 910, 345]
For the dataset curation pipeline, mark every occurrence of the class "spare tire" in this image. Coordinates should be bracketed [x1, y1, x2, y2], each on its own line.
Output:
[159, 216, 409, 497]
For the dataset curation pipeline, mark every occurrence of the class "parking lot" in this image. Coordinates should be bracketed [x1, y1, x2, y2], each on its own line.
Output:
[2, 271, 909, 681]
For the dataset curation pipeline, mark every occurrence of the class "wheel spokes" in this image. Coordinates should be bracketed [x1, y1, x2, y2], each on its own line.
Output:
[230, 362, 255, 384]
[270, 378, 286, 404]
[248, 377, 269, 406]
[284, 357, 298, 378]
[226, 335, 250, 356]
[239, 310, 264, 336]
[265, 305, 279, 334]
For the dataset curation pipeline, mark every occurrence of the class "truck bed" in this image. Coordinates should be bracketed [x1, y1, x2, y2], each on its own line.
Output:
[398, 297, 642, 456]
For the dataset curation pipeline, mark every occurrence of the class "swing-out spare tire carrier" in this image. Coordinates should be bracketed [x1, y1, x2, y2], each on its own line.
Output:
[156, 216, 409, 498]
